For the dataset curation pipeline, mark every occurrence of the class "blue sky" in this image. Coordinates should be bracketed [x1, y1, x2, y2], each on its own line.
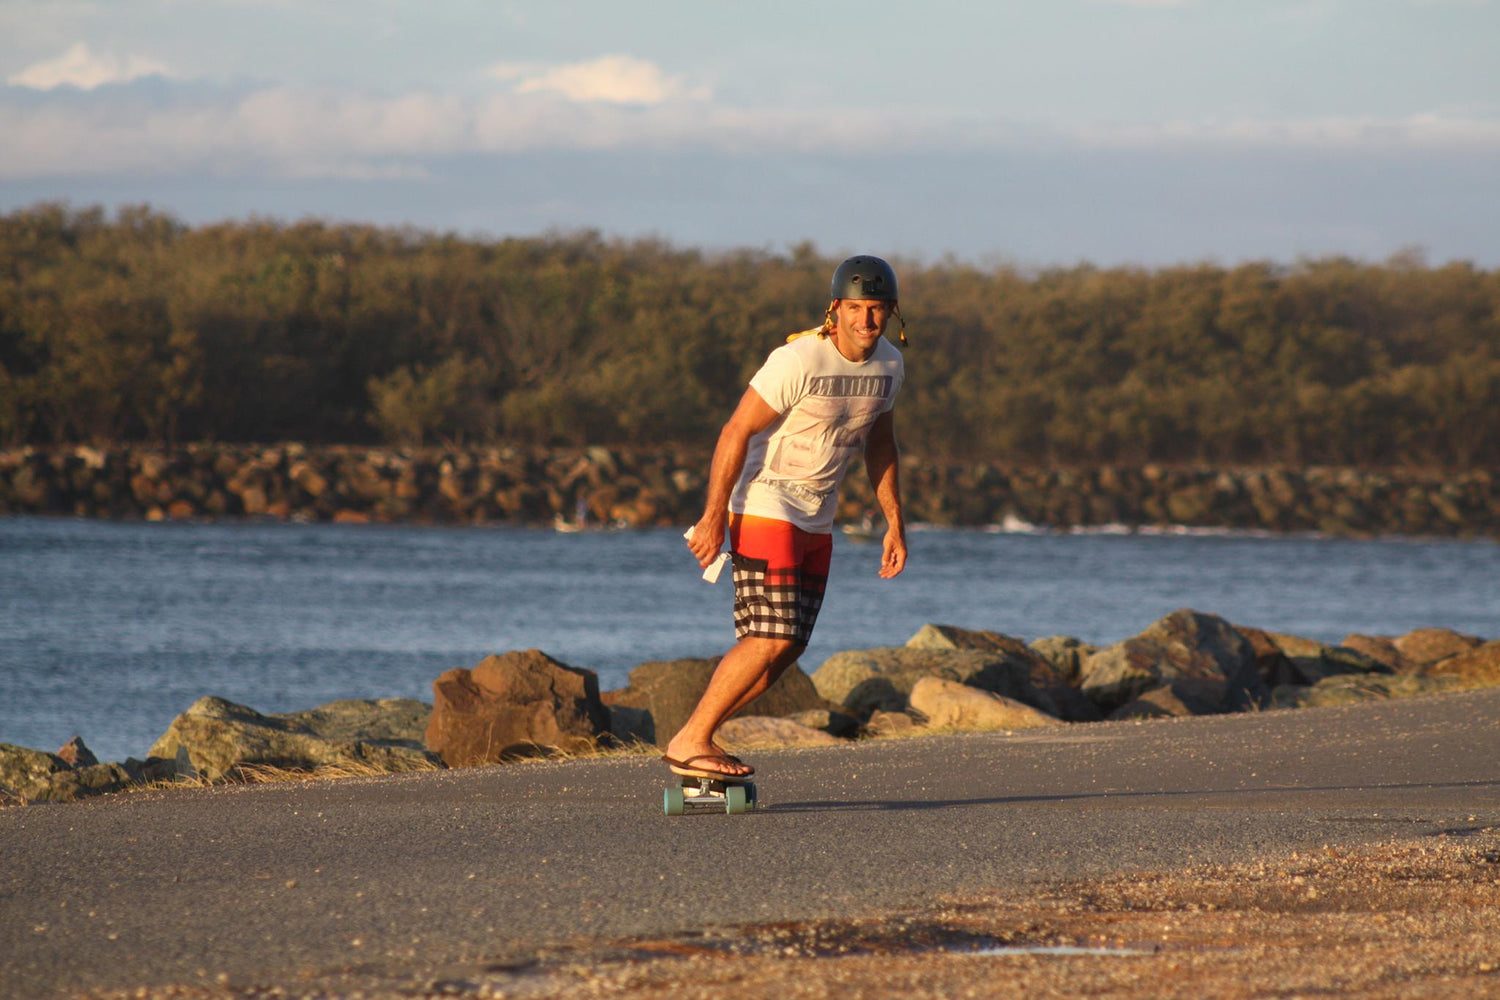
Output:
[2, 0, 1497, 266]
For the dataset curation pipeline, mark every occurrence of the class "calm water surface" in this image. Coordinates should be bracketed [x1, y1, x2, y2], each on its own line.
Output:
[2, 517, 1496, 762]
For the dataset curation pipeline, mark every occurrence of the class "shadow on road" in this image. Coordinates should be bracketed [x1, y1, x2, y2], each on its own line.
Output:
[762, 778, 1500, 814]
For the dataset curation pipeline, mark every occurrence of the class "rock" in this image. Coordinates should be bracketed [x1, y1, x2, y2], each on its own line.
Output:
[1422, 641, 1500, 687]
[0, 744, 71, 799]
[36, 763, 136, 803]
[1080, 609, 1266, 714]
[426, 651, 609, 766]
[0, 744, 135, 803]
[1393, 628, 1483, 667]
[785, 708, 861, 739]
[283, 698, 431, 743]
[56, 736, 99, 768]
[1340, 634, 1415, 673]
[908, 677, 1064, 732]
[906, 625, 1100, 721]
[1109, 683, 1211, 720]
[813, 647, 1063, 720]
[153, 696, 441, 781]
[605, 703, 655, 746]
[1027, 635, 1098, 687]
[1272, 673, 1464, 709]
[717, 716, 842, 750]
[1235, 625, 1296, 686]
[1237, 626, 1389, 686]
[605, 658, 830, 745]
[121, 756, 179, 784]
[864, 710, 920, 737]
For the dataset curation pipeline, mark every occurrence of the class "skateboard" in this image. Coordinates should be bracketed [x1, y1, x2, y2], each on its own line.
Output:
[662, 769, 759, 816]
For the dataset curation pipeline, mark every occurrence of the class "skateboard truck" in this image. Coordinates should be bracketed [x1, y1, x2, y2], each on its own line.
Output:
[663, 773, 758, 816]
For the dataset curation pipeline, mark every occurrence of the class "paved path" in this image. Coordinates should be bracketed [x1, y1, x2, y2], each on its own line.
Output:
[5, 689, 1500, 998]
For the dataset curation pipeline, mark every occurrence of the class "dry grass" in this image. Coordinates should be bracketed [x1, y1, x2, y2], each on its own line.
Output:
[504, 737, 663, 763]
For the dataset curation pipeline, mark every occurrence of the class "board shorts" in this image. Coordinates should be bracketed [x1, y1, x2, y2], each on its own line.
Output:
[729, 513, 832, 645]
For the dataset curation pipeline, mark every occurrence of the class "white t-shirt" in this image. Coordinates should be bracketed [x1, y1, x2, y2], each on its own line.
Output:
[730, 333, 904, 532]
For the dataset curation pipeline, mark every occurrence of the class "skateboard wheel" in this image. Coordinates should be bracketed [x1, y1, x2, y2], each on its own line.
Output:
[664, 786, 686, 816]
[724, 784, 749, 814]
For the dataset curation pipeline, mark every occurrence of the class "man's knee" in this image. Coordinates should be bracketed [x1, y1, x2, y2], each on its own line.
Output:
[766, 640, 806, 677]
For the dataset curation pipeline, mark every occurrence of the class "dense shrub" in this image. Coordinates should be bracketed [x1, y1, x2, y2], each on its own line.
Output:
[3, 203, 1497, 466]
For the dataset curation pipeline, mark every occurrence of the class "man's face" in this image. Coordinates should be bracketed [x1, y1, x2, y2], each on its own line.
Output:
[834, 298, 892, 356]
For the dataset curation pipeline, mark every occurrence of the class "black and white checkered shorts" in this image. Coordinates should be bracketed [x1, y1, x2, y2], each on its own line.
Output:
[731, 553, 828, 645]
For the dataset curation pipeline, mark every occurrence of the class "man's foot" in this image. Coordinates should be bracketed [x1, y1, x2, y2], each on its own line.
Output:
[661, 747, 753, 778]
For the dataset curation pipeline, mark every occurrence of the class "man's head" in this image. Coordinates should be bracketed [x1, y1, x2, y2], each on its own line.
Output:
[824, 255, 905, 348]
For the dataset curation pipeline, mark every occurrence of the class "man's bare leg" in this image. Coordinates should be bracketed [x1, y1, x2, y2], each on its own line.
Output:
[664, 636, 804, 777]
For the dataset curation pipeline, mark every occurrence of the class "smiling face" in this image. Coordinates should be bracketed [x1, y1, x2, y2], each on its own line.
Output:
[830, 298, 892, 362]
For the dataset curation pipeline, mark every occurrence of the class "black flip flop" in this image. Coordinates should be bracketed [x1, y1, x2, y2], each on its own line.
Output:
[660, 753, 755, 778]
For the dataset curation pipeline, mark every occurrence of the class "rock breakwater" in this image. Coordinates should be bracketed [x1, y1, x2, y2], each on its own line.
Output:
[4, 613, 1496, 805]
[2, 444, 1496, 536]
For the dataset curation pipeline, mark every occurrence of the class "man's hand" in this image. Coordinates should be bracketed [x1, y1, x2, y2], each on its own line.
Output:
[878, 525, 907, 579]
[685, 517, 726, 568]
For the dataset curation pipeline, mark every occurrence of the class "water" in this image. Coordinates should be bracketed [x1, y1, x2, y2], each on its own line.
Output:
[2, 517, 1496, 763]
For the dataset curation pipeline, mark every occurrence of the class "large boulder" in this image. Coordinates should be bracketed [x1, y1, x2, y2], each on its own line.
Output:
[909, 677, 1064, 732]
[601, 701, 655, 746]
[813, 646, 1066, 720]
[604, 657, 830, 745]
[1027, 635, 1098, 688]
[1393, 628, 1483, 668]
[154, 696, 440, 781]
[906, 625, 1100, 721]
[1236, 626, 1389, 686]
[784, 708, 861, 739]
[1339, 634, 1415, 673]
[56, 736, 99, 769]
[1272, 673, 1465, 709]
[426, 651, 609, 766]
[717, 716, 842, 750]
[1110, 681, 1220, 720]
[864, 710, 920, 738]
[1422, 641, 1500, 687]
[1080, 609, 1266, 714]
[0, 743, 138, 804]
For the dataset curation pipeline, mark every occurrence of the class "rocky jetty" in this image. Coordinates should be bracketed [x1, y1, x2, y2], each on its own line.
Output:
[4, 615, 1496, 806]
[2, 444, 1497, 536]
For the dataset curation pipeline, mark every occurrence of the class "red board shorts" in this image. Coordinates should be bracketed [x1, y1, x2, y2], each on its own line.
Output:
[729, 513, 832, 645]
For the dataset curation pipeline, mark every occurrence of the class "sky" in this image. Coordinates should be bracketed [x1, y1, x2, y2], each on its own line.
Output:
[1, 0, 1497, 267]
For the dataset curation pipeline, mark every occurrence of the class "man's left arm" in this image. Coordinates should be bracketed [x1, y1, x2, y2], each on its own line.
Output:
[864, 410, 907, 579]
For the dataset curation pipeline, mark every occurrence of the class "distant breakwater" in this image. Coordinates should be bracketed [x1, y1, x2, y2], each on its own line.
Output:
[1, 445, 1495, 537]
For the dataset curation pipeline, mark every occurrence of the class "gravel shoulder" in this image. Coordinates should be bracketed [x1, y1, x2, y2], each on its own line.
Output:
[72, 830, 1500, 999]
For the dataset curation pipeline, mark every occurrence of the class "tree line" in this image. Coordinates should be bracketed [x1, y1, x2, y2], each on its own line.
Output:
[2, 203, 1497, 467]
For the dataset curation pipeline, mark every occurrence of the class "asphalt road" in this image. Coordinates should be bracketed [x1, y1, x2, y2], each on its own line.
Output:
[5, 688, 1500, 999]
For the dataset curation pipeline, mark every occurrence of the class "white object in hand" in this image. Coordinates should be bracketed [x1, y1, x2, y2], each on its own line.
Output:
[684, 528, 730, 583]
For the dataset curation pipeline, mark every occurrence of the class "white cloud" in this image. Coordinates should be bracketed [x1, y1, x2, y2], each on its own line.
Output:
[2, 79, 1499, 183]
[7, 42, 173, 91]
[488, 55, 708, 105]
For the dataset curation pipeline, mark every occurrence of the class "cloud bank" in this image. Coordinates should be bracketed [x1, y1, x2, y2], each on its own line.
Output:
[2, 51, 1498, 182]
[7, 43, 173, 91]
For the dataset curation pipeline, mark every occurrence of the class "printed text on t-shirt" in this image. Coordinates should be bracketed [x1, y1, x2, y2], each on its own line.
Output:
[808, 375, 894, 398]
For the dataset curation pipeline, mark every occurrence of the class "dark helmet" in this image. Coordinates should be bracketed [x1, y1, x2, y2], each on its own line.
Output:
[830, 255, 899, 301]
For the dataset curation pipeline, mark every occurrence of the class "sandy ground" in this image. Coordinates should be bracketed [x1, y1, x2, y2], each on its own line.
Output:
[75, 827, 1500, 1000]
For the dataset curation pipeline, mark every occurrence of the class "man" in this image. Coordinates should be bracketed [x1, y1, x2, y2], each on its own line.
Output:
[665, 255, 909, 779]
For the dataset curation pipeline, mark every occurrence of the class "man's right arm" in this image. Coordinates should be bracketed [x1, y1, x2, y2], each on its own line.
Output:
[686, 387, 781, 567]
